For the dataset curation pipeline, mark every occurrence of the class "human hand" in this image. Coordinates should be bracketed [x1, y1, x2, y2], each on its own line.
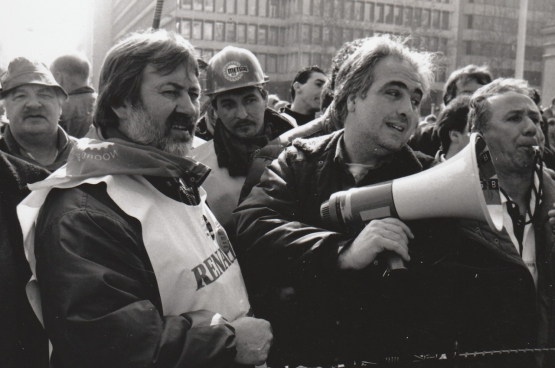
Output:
[548, 202, 555, 228]
[231, 317, 273, 365]
[338, 217, 413, 270]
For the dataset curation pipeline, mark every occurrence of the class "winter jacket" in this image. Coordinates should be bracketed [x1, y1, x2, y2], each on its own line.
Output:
[0, 152, 49, 368]
[233, 130, 432, 366]
[22, 131, 252, 368]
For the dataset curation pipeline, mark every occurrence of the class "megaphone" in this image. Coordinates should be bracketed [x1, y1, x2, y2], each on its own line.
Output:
[320, 133, 503, 273]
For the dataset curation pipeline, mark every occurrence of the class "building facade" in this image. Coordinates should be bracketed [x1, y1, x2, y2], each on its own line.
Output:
[95, 0, 555, 114]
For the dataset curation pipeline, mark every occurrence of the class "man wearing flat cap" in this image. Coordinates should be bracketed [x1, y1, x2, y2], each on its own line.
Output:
[0, 57, 76, 171]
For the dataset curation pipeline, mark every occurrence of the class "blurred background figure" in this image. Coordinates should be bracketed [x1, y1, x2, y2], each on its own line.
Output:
[280, 66, 327, 126]
[433, 94, 471, 164]
[267, 94, 281, 111]
[50, 54, 96, 138]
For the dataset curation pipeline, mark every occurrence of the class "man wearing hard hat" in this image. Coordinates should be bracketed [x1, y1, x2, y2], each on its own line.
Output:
[192, 46, 294, 235]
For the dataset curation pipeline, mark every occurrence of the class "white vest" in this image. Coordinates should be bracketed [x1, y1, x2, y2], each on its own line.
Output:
[18, 173, 251, 324]
[191, 140, 246, 232]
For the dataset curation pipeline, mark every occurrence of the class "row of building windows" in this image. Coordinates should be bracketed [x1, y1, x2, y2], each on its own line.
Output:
[180, 0, 450, 29]
[468, 0, 554, 11]
[464, 41, 543, 61]
[467, 14, 547, 38]
[181, 18, 450, 55]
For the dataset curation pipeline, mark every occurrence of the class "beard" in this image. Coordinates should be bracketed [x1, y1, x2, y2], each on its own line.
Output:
[119, 102, 197, 157]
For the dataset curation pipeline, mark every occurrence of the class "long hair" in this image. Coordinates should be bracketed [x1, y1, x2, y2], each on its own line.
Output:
[94, 29, 198, 129]
[329, 34, 436, 128]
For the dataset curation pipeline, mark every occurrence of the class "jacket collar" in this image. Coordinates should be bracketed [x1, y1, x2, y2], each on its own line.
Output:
[3, 123, 71, 157]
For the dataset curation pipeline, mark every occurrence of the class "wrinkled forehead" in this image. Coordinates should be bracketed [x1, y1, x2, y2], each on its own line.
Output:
[487, 91, 539, 114]
[142, 62, 200, 86]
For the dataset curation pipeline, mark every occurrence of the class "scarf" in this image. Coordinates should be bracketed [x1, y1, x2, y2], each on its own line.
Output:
[29, 127, 210, 191]
[212, 108, 294, 177]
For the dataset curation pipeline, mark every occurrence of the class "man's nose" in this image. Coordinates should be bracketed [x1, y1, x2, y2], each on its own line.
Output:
[25, 95, 42, 108]
[235, 103, 248, 120]
[176, 93, 198, 116]
[397, 95, 415, 122]
[522, 116, 538, 136]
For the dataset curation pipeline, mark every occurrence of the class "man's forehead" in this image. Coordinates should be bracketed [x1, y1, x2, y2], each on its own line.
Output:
[488, 91, 537, 109]
[217, 87, 261, 100]
[308, 72, 328, 82]
[143, 63, 199, 85]
[11, 84, 56, 93]
[373, 57, 423, 94]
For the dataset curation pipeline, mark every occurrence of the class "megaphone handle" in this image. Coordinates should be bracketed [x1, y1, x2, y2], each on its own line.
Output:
[384, 251, 407, 272]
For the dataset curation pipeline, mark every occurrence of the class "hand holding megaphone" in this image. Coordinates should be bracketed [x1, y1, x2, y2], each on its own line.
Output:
[337, 218, 413, 271]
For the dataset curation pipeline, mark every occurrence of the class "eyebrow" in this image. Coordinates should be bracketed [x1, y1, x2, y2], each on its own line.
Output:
[314, 78, 327, 84]
[504, 108, 541, 119]
[382, 81, 423, 98]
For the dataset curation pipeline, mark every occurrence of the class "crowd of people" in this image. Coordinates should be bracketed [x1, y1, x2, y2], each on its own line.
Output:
[2, 28, 555, 368]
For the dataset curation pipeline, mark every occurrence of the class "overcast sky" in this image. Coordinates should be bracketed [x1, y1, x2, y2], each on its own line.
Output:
[0, 0, 94, 68]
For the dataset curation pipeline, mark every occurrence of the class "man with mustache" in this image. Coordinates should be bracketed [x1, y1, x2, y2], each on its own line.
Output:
[192, 46, 293, 235]
[0, 57, 76, 171]
[17, 30, 272, 368]
[234, 35, 436, 366]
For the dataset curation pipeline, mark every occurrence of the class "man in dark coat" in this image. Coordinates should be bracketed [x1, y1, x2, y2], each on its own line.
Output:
[234, 35, 437, 366]
[0, 151, 49, 368]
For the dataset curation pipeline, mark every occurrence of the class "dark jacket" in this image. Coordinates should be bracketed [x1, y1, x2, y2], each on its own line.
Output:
[35, 178, 246, 368]
[59, 86, 96, 138]
[0, 152, 49, 368]
[233, 130, 432, 365]
[0, 125, 77, 171]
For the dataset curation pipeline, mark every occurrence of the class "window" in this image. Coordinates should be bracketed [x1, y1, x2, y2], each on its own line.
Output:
[429, 36, 438, 52]
[413, 8, 422, 27]
[259, 0, 267, 16]
[465, 41, 472, 55]
[269, 26, 278, 45]
[279, 27, 286, 46]
[226, 22, 236, 42]
[312, 53, 322, 67]
[404, 7, 412, 27]
[278, 55, 286, 73]
[215, 0, 225, 11]
[259, 25, 267, 44]
[267, 54, 277, 73]
[441, 11, 449, 29]
[353, 28, 363, 39]
[215, 22, 224, 41]
[301, 53, 311, 67]
[226, 0, 235, 13]
[355, 2, 364, 21]
[344, 1, 354, 19]
[312, 25, 322, 44]
[302, 0, 311, 15]
[467, 15, 473, 29]
[204, 49, 214, 60]
[420, 36, 428, 51]
[302, 24, 311, 43]
[237, 23, 247, 43]
[182, 0, 192, 10]
[385, 4, 393, 24]
[376, 3, 384, 23]
[193, 0, 203, 10]
[269, 0, 279, 17]
[394, 5, 403, 25]
[204, 21, 214, 40]
[439, 37, 448, 55]
[193, 21, 202, 39]
[432, 10, 440, 28]
[421, 9, 430, 28]
[334, 27, 343, 47]
[247, 24, 257, 44]
[324, 0, 333, 18]
[335, 0, 343, 18]
[323, 26, 331, 43]
[257, 53, 266, 70]
[342, 28, 352, 44]
[248, 0, 257, 15]
[181, 19, 191, 39]
[205, 0, 214, 12]
[313, 0, 323, 17]
[237, 0, 246, 14]
[366, 2, 375, 22]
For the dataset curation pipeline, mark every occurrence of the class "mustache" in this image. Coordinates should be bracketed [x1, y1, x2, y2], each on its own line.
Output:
[235, 118, 258, 127]
[166, 111, 197, 129]
[23, 108, 46, 118]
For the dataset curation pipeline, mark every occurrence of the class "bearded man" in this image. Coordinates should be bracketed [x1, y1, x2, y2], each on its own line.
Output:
[17, 30, 272, 368]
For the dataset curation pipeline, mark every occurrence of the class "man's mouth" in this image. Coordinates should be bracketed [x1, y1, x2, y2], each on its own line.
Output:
[25, 114, 46, 119]
[171, 124, 192, 131]
[386, 122, 405, 132]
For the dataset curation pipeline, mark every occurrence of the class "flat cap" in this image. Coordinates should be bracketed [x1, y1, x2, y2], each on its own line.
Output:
[0, 57, 67, 99]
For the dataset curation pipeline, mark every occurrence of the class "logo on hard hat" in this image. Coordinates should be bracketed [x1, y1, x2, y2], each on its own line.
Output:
[223, 61, 249, 82]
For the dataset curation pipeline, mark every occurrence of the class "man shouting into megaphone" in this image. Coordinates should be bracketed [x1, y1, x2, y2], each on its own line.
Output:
[233, 35, 437, 366]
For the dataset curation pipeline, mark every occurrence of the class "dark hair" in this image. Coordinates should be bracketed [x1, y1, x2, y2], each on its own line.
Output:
[435, 94, 471, 152]
[94, 29, 198, 129]
[469, 78, 536, 133]
[50, 54, 91, 82]
[290, 65, 325, 101]
[443, 64, 493, 106]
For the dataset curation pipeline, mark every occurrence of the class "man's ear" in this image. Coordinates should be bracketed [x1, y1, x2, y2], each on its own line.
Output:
[347, 94, 357, 113]
[449, 130, 461, 143]
[293, 81, 302, 94]
[112, 102, 130, 120]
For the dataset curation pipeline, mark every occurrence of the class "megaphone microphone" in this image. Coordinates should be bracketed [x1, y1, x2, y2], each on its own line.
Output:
[320, 133, 503, 277]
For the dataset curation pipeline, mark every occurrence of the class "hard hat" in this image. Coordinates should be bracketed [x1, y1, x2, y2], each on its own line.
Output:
[204, 46, 268, 95]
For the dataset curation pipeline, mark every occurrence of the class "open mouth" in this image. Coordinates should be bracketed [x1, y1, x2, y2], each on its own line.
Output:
[386, 122, 405, 132]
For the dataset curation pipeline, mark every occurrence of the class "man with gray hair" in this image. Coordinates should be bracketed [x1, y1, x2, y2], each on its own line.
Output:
[18, 30, 272, 368]
[50, 54, 96, 138]
[234, 35, 436, 365]
[421, 78, 555, 367]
